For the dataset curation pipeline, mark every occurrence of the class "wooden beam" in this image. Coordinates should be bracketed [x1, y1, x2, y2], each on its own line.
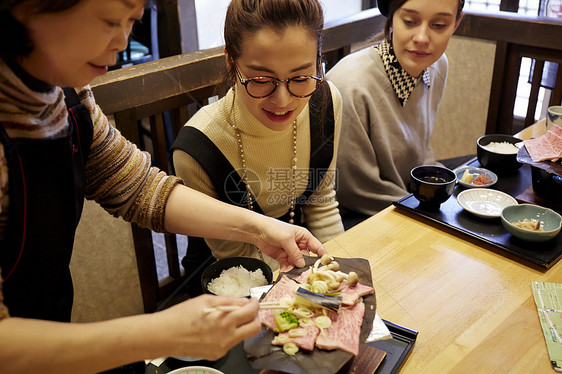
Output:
[496, 44, 522, 134]
[91, 47, 225, 114]
[130, 222, 159, 312]
[323, 8, 385, 53]
[455, 11, 562, 50]
[486, 42, 508, 134]
[552, 65, 562, 106]
[93, 9, 388, 115]
[526, 60, 545, 127]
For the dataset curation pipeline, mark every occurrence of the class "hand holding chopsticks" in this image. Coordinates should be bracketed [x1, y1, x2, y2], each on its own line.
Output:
[202, 302, 285, 314]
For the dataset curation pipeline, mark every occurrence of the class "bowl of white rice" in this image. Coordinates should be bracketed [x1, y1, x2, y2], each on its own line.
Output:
[201, 257, 273, 297]
[477, 134, 523, 174]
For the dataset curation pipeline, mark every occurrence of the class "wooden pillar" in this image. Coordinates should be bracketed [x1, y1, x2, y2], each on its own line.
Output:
[157, 0, 199, 58]
[485, 0, 520, 134]
[362, 0, 378, 10]
[500, 0, 519, 12]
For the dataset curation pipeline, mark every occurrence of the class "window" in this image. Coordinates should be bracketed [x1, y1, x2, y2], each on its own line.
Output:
[464, 0, 501, 11]
[194, 0, 364, 50]
[465, 1, 559, 122]
[464, 0, 538, 13]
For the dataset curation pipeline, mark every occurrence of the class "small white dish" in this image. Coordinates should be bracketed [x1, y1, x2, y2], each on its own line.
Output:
[457, 188, 518, 218]
[167, 366, 224, 374]
[454, 166, 498, 189]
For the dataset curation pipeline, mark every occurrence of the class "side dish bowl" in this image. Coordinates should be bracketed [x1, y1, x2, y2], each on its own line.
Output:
[457, 188, 518, 219]
[201, 256, 273, 296]
[454, 166, 498, 189]
[410, 165, 456, 208]
[501, 204, 562, 242]
[477, 134, 522, 174]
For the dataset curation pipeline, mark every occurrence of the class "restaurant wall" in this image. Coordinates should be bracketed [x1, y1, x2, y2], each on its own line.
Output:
[70, 200, 144, 322]
[431, 36, 497, 160]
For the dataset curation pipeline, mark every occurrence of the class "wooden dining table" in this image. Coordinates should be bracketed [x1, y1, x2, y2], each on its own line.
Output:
[146, 121, 558, 373]
[147, 202, 559, 374]
[322, 204, 559, 374]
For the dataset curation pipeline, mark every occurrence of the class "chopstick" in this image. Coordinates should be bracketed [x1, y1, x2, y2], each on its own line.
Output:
[202, 302, 286, 314]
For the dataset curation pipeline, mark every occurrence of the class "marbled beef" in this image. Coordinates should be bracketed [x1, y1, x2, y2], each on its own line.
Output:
[315, 303, 366, 356]
[271, 322, 320, 351]
[524, 125, 562, 162]
[340, 280, 375, 306]
[259, 269, 371, 356]
[259, 275, 298, 331]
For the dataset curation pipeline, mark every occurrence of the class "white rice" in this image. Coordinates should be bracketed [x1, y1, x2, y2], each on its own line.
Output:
[207, 265, 268, 297]
[482, 141, 519, 154]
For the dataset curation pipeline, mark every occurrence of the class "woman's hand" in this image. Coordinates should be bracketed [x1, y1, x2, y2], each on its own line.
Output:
[164, 186, 328, 272]
[253, 216, 328, 272]
[0, 295, 260, 373]
[159, 295, 261, 361]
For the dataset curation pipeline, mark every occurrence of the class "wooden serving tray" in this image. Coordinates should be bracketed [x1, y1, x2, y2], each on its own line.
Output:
[393, 159, 562, 269]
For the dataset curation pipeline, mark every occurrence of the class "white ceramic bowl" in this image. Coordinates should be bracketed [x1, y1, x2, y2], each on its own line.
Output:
[457, 188, 518, 218]
[454, 166, 498, 189]
[167, 366, 224, 374]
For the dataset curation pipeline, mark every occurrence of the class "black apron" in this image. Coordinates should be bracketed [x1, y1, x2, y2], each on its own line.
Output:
[0, 88, 93, 322]
[170, 82, 335, 295]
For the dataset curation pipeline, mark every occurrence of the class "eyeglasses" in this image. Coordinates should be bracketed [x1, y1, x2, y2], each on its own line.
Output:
[235, 68, 323, 99]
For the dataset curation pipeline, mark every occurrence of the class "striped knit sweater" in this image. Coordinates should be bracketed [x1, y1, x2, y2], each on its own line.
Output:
[0, 59, 182, 319]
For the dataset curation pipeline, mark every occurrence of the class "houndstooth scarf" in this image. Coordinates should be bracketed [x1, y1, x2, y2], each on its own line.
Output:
[376, 39, 431, 107]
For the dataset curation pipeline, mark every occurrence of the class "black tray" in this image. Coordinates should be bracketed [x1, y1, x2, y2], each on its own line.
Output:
[393, 159, 562, 269]
[371, 320, 418, 374]
[143, 319, 418, 374]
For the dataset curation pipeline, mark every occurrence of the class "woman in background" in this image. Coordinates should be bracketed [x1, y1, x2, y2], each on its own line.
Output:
[327, 0, 464, 229]
[0, 0, 327, 372]
[172, 0, 344, 273]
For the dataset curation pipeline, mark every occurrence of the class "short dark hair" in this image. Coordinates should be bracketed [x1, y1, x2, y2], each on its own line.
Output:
[0, 0, 155, 60]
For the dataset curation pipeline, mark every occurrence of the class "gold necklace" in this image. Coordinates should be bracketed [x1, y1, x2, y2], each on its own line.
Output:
[230, 119, 298, 261]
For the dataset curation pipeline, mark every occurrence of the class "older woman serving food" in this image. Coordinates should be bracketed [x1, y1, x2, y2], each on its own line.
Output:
[0, 0, 327, 372]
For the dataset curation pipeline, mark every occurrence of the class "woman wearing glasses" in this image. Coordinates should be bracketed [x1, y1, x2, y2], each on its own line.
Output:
[172, 0, 344, 273]
[326, 0, 464, 229]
